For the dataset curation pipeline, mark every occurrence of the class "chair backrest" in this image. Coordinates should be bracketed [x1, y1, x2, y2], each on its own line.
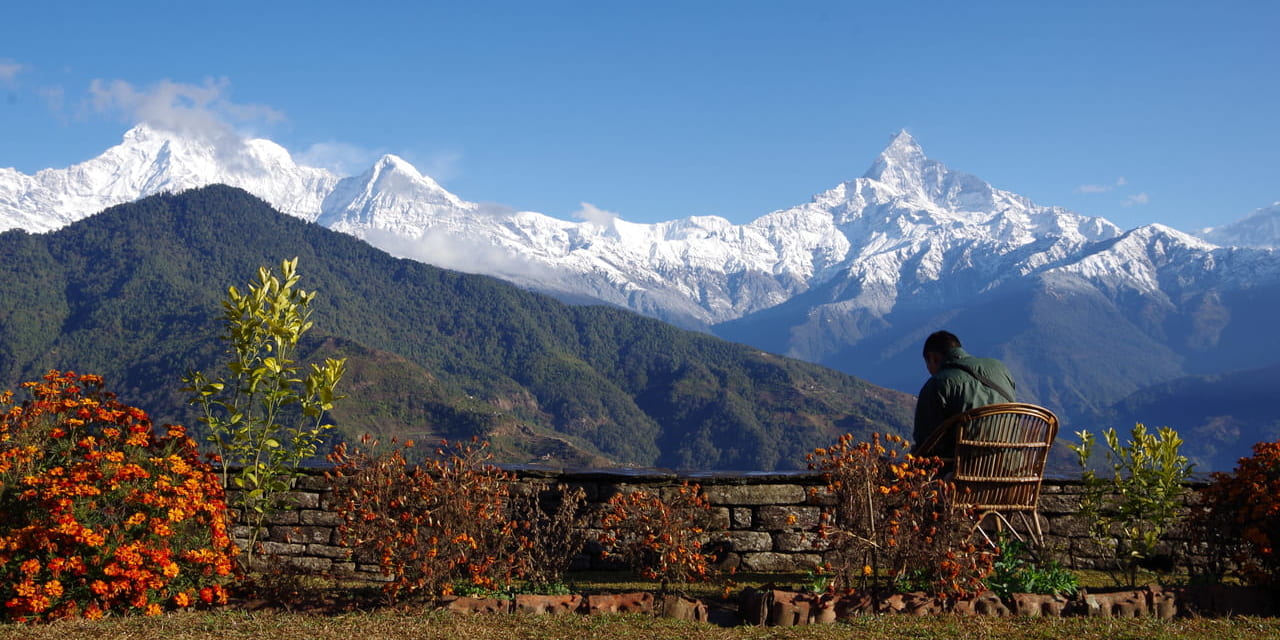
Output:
[937, 403, 1059, 512]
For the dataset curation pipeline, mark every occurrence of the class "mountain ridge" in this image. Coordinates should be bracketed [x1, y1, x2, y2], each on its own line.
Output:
[0, 185, 915, 471]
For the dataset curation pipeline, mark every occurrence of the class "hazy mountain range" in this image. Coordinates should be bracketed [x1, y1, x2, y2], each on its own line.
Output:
[3, 125, 1277, 471]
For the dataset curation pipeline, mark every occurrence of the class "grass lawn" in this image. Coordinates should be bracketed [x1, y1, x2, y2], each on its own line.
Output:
[2, 610, 1279, 640]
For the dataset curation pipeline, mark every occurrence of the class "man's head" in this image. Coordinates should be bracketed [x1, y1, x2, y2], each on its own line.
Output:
[922, 330, 962, 375]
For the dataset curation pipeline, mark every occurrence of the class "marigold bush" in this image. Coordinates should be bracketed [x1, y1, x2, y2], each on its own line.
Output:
[507, 483, 589, 591]
[1193, 440, 1280, 586]
[0, 371, 235, 623]
[598, 482, 716, 591]
[327, 437, 525, 602]
[807, 433, 993, 599]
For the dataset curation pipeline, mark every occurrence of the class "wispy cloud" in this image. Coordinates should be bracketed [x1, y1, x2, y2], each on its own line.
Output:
[38, 86, 65, 113]
[573, 202, 620, 226]
[297, 141, 383, 175]
[361, 227, 556, 282]
[299, 143, 462, 182]
[1123, 192, 1150, 207]
[85, 77, 285, 166]
[418, 150, 463, 184]
[1076, 176, 1127, 194]
[0, 59, 22, 85]
[87, 77, 284, 134]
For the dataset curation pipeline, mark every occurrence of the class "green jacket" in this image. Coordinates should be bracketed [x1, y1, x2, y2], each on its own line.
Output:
[912, 347, 1016, 455]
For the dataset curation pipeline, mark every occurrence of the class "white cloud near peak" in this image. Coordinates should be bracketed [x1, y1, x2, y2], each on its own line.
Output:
[1075, 176, 1128, 194]
[573, 202, 620, 226]
[0, 60, 22, 84]
[85, 77, 287, 168]
[297, 141, 383, 176]
[86, 77, 283, 141]
[1123, 192, 1150, 207]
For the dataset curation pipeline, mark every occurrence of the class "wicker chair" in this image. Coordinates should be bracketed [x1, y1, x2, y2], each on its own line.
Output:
[916, 403, 1059, 546]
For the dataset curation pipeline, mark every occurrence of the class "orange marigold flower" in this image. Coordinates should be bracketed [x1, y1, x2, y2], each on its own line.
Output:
[173, 592, 192, 608]
[19, 558, 40, 576]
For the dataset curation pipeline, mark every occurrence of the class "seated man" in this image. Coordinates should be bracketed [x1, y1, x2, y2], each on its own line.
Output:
[911, 330, 1016, 458]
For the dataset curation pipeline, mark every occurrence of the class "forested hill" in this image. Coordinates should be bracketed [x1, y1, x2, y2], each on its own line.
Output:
[0, 185, 914, 470]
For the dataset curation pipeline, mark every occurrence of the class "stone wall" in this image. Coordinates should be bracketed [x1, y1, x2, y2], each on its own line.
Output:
[232, 468, 1198, 577]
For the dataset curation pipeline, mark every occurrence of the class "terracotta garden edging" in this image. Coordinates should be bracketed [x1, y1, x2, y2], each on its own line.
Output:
[439, 584, 1278, 625]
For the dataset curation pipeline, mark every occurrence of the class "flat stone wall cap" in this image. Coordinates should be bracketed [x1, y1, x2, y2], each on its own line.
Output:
[500, 463, 565, 478]
[681, 470, 823, 483]
[561, 468, 679, 482]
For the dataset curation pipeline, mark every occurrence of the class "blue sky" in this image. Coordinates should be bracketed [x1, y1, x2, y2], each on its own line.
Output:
[1, 1, 1276, 231]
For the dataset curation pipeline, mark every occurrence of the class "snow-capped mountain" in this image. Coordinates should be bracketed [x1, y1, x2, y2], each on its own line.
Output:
[0, 125, 338, 231]
[4, 123, 1280, 470]
[0, 126, 1137, 328]
[4, 125, 1269, 332]
[1196, 202, 1280, 249]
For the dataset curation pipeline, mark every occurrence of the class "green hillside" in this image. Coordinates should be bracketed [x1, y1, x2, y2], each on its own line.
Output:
[0, 185, 914, 470]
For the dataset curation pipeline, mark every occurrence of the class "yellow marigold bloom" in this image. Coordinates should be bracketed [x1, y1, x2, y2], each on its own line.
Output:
[173, 591, 192, 608]
[145, 603, 162, 616]
[862, 564, 873, 576]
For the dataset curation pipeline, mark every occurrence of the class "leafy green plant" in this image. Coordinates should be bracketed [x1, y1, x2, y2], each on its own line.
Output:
[1068, 423, 1193, 587]
[984, 538, 1079, 600]
[801, 567, 833, 594]
[182, 258, 346, 566]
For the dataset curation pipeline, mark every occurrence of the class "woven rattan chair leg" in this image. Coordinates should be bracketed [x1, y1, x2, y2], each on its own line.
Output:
[971, 518, 996, 548]
[1029, 510, 1044, 548]
[972, 510, 1028, 549]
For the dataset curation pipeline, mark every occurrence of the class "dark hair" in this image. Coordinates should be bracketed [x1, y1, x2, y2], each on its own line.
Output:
[923, 330, 962, 356]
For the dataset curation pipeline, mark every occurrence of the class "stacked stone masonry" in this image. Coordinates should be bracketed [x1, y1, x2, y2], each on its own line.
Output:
[230, 468, 1201, 577]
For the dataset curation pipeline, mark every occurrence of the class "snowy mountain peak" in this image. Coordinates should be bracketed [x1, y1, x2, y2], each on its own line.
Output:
[1197, 202, 1280, 249]
[372, 154, 421, 177]
[862, 130, 929, 186]
[881, 129, 925, 163]
[315, 153, 472, 233]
